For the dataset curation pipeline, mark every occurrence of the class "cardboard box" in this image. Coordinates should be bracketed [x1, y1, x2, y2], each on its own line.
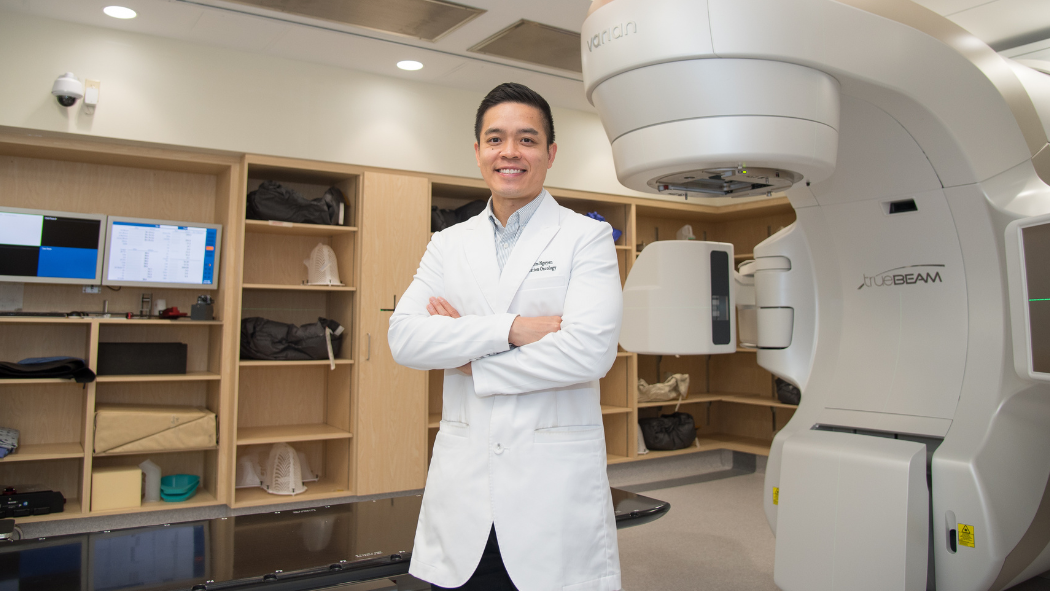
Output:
[94, 405, 217, 455]
[92, 466, 142, 511]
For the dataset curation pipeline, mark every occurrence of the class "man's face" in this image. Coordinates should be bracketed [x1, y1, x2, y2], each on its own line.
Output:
[475, 102, 557, 202]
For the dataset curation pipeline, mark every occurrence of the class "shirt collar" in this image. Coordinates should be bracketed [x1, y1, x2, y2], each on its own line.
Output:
[486, 190, 546, 231]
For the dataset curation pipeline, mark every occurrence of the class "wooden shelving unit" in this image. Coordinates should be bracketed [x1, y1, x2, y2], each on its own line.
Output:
[231, 156, 360, 508]
[0, 129, 240, 524]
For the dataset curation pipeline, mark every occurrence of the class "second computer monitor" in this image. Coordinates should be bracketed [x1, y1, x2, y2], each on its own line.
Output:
[103, 216, 222, 290]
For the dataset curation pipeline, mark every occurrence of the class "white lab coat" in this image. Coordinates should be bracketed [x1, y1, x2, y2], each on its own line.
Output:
[389, 191, 623, 591]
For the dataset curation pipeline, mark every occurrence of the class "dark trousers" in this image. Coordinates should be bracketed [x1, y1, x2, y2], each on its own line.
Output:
[430, 525, 518, 591]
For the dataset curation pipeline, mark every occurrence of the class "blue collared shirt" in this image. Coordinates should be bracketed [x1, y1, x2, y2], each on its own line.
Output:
[487, 191, 545, 275]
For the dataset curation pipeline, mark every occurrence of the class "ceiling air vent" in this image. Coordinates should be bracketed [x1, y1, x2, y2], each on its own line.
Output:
[469, 20, 582, 73]
[224, 0, 485, 42]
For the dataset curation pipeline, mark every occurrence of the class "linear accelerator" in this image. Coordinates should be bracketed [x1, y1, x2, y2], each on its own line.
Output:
[582, 1, 1050, 589]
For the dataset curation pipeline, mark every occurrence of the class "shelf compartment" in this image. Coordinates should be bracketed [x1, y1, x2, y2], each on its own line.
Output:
[0, 443, 84, 462]
[245, 219, 357, 236]
[95, 371, 221, 383]
[237, 424, 353, 445]
[239, 359, 353, 368]
[0, 323, 91, 364]
[0, 458, 83, 522]
[242, 231, 355, 289]
[239, 290, 354, 337]
[99, 323, 222, 375]
[242, 284, 357, 292]
[232, 438, 351, 507]
[90, 449, 219, 513]
[0, 384, 85, 459]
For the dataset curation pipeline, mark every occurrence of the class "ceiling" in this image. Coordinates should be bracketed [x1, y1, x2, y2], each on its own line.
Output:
[1, 0, 1047, 114]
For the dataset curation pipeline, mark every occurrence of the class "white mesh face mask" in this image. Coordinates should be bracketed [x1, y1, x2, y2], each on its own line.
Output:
[304, 243, 342, 286]
[263, 442, 307, 495]
[236, 452, 265, 489]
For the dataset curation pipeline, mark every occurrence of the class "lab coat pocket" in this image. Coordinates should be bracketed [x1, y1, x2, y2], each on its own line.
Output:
[533, 425, 604, 443]
[436, 420, 469, 446]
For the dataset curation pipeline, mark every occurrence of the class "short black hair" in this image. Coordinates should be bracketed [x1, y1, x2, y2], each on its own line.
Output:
[474, 82, 555, 147]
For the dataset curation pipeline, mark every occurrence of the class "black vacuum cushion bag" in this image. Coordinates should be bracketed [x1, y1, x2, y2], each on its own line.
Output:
[247, 181, 342, 225]
[639, 412, 697, 451]
[241, 317, 344, 361]
[0, 357, 95, 383]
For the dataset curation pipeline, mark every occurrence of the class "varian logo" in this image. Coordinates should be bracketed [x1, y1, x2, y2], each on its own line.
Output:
[587, 21, 637, 51]
[858, 264, 944, 290]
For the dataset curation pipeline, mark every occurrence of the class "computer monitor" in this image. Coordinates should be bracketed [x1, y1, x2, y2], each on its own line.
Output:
[103, 216, 222, 290]
[0, 206, 106, 285]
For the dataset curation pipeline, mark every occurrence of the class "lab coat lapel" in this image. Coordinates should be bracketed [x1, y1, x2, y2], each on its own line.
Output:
[464, 213, 501, 313]
[494, 193, 561, 313]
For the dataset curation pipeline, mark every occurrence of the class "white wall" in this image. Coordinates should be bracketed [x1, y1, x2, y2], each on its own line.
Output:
[0, 10, 647, 198]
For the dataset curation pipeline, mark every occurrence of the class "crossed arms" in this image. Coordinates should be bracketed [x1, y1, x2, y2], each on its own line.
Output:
[388, 222, 623, 396]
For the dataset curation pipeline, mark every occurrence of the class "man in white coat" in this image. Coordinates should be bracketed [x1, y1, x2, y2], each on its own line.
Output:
[388, 83, 624, 591]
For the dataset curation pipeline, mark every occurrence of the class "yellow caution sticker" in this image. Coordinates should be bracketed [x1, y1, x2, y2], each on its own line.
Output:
[958, 523, 975, 548]
[773, 487, 779, 505]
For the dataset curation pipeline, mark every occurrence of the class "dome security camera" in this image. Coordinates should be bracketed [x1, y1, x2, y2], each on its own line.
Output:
[52, 72, 84, 107]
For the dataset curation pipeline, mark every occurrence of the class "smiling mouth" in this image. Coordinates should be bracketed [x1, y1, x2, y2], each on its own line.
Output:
[496, 168, 526, 175]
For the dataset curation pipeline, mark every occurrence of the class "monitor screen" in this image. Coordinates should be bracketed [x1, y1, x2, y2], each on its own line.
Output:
[0, 207, 106, 285]
[103, 217, 222, 290]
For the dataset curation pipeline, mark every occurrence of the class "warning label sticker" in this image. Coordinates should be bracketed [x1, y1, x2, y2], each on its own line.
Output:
[773, 487, 779, 505]
[958, 523, 975, 548]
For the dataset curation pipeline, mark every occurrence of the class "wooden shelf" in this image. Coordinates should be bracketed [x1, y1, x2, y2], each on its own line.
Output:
[614, 245, 633, 251]
[0, 378, 84, 386]
[90, 489, 221, 515]
[237, 424, 353, 445]
[0, 317, 223, 325]
[637, 392, 797, 410]
[11, 500, 84, 524]
[607, 454, 631, 465]
[239, 359, 353, 368]
[0, 317, 92, 324]
[637, 393, 724, 408]
[615, 351, 633, 358]
[428, 413, 440, 429]
[721, 393, 797, 409]
[601, 405, 632, 415]
[95, 371, 221, 383]
[735, 253, 754, 261]
[233, 477, 351, 508]
[94, 446, 219, 458]
[245, 219, 357, 236]
[96, 318, 223, 325]
[737, 347, 758, 353]
[242, 283, 357, 292]
[0, 443, 84, 462]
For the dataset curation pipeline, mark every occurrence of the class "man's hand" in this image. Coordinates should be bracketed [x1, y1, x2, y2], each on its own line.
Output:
[509, 315, 562, 347]
[427, 297, 471, 374]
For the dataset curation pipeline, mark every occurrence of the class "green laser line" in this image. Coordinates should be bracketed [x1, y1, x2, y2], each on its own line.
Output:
[1030, 298, 1050, 301]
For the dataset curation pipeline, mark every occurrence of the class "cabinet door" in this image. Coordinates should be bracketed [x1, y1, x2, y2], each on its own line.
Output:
[356, 172, 430, 494]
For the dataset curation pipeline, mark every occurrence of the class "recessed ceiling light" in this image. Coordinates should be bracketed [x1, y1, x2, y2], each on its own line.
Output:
[397, 60, 424, 71]
[103, 6, 137, 19]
